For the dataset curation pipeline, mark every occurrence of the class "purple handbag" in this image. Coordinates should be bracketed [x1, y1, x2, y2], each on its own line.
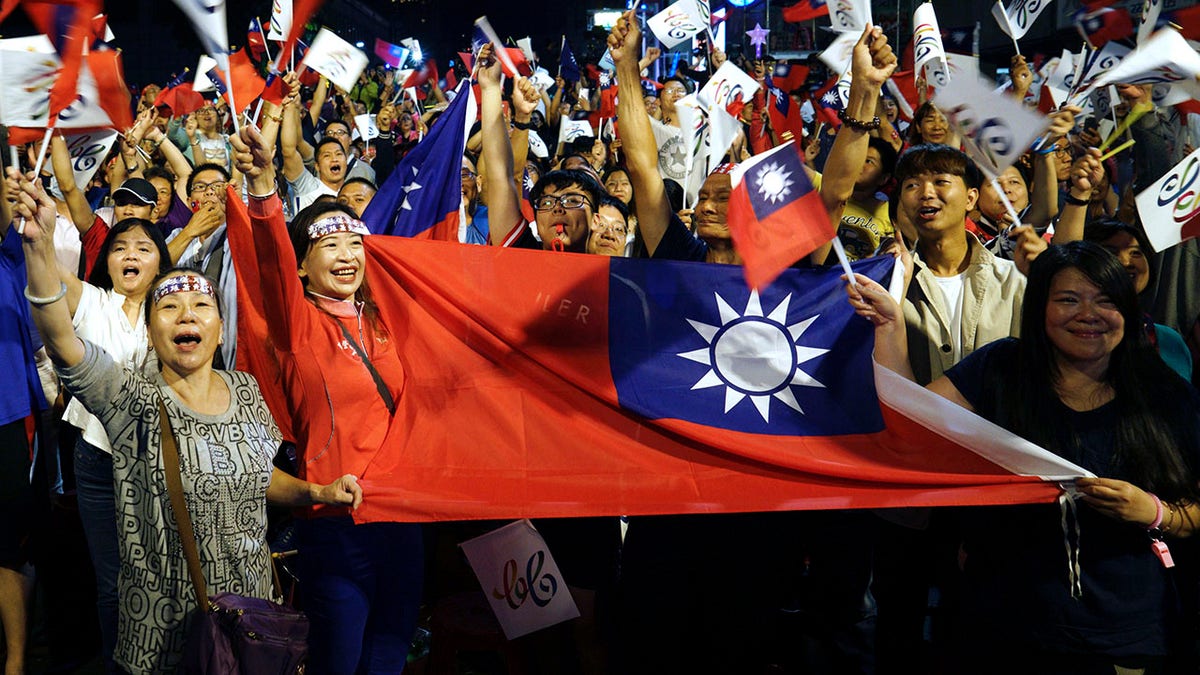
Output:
[159, 402, 309, 674]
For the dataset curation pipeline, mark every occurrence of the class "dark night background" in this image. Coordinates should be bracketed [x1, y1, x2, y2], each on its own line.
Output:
[0, 1, 1181, 88]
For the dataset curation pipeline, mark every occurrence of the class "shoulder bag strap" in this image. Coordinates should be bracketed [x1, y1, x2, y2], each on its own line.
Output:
[335, 321, 396, 416]
[159, 400, 210, 609]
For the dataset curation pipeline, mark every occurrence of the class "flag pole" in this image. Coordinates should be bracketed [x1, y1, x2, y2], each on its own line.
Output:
[830, 237, 858, 289]
[32, 125, 55, 178]
[558, 35, 564, 78]
[259, 18, 275, 65]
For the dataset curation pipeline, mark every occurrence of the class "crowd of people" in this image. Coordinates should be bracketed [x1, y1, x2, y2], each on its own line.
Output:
[2, 5, 1200, 675]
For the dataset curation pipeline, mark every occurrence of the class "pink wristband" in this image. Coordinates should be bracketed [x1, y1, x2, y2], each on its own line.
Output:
[1149, 493, 1164, 530]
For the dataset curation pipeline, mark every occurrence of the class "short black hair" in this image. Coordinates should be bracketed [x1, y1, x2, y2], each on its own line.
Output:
[144, 165, 175, 185]
[894, 144, 982, 190]
[186, 163, 231, 194]
[315, 137, 346, 159]
[867, 136, 898, 177]
[596, 194, 629, 221]
[529, 169, 604, 209]
[339, 177, 377, 195]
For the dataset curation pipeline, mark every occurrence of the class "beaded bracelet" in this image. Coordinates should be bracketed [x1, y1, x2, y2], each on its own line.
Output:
[837, 108, 881, 132]
[24, 282, 67, 306]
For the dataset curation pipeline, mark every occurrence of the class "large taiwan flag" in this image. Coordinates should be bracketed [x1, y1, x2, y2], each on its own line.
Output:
[286, 243, 1085, 525]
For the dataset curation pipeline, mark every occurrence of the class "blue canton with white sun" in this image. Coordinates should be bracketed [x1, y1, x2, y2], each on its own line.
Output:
[608, 256, 892, 437]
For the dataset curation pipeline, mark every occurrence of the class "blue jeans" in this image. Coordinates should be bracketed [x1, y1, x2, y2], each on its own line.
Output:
[298, 517, 424, 675]
[74, 437, 119, 673]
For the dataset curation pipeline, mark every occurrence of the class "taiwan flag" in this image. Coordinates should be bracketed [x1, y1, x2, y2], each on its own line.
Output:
[230, 186, 1083, 522]
[374, 38, 410, 69]
[324, 246, 1079, 522]
[782, 0, 829, 23]
[727, 141, 833, 290]
[361, 80, 477, 238]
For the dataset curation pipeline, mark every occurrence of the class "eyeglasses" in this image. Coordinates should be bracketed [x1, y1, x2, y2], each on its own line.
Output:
[591, 216, 627, 236]
[326, 129, 349, 137]
[190, 180, 228, 194]
[533, 194, 592, 211]
[461, 169, 477, 179]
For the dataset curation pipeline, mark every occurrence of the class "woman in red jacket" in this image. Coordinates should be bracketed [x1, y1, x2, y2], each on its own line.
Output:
[229, 124, 422, 675]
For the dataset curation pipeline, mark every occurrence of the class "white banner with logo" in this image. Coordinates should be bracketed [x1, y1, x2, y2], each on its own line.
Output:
[992, 0, 1053, 42]
[0, 37, 114, 129]
[66, 129, 118, 190]
[1088, 29, 1200, 101]
[1136, 147, 1200, 252]
[268, 0, 292, 41]
[460, 520, 580, 640]
[935, 75, 1049, 176]
[647, 0, 709, 49]
[914, 3, 951, 89]
[301, 28, 369, 92]
[831, 0, 872, 33]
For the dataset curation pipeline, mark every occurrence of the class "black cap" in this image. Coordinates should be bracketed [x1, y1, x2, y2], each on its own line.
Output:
[112, 178, 158, 206]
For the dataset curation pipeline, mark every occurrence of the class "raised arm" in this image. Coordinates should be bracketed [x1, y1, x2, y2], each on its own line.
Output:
[280, 82, 308, 183]
[229, 122, 310, 351]
[812, 25, 896, 265]
[477, 44, 522, 246]
[309, 76, 330, 126]
[1052, 147, 1103, 245]
[511, 77, 539, 184]
[48, 134, 97, 236]
[610, 10, 670, 255]
[14, 173, 85, 368]
[845, 272, 973, 409]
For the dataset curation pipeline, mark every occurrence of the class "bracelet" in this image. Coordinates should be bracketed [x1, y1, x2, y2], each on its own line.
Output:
[1064, 193, 1090, 207]
[837, 108, 880, 132]
[1149, 493, 1164, 530]
[24, 282, 67, 306]
[266, 113, 283, 124]
[247, 186, 277, 200]
[512, 118, 534, 130]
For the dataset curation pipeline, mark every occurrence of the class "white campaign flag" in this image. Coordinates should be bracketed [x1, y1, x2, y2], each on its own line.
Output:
[914, 3, 950, 89]
[459, 520, 580, 640]
[1067, 41, 1130, 106]
[935, 75, 1049, 176]
[558, 116, 593, 145]
[818, 31, 857, 78]
[992, 0, 1053, 42]
[675, 94, 709, 205]
[353, 114, 379, 141]
[647, 0, 708, 49]
[831, 0, 871, 33]
[268, 0, 292, 41]
[171, 0, 230, 63]
[1043, 50, 1074, 108]
[1136, 147, 1200, 252]
[1088, 29, 1200, 101]
[65, 129, 118, 190]
[697, 61, 760, 114]
[1137, 0, 1163, 46]
[193, 54, 219, 92]
[527, 130, 548, 158]
[517, 37, 536, 66]
[0, 37, 114, 129]
[301, 28, 369, 92]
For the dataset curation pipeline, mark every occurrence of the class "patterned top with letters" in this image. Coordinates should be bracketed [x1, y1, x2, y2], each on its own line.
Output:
[58, 341, 279, 675]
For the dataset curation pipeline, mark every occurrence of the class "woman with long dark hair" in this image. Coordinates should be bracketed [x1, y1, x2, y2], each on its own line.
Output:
[230, 124, 424, 674]
[848, 241, 1200, 673]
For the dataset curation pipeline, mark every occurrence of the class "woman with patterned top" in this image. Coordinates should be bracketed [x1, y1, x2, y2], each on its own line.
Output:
[13, 174, 361, 675]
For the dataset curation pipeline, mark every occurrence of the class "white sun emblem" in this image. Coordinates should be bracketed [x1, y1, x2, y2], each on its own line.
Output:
[677, 290, 828, 423]
[755, 162, 794, 204]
